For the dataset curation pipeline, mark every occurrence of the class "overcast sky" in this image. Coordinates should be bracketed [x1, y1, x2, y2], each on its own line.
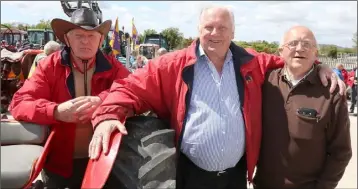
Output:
[1, 1, 357, 47]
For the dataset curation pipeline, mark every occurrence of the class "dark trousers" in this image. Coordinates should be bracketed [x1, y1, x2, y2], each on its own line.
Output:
[350, 85, 357, 112]
[176, 153, 247, 189]
[41, 158, 88, 189]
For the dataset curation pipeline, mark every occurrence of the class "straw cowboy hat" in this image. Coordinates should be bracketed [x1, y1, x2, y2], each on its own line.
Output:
[51, 7, 112, 44]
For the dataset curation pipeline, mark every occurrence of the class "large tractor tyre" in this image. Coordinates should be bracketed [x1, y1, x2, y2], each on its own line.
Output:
[104, 116, 176, 189]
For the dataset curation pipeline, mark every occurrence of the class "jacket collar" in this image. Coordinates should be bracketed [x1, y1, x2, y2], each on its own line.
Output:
[279, 64, 319, 85]
[60, 46, 112, 73]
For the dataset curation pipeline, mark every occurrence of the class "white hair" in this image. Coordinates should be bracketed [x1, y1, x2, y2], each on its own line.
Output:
[44, 41, 61, 55]
[157, 47, 168, 55]
[279, 26, 318, 49]
[199, 5, 235, 33]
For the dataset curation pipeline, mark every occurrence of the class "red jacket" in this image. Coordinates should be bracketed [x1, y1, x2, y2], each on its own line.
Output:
[341, 69, 348, 84]
[347, 69, 356, 87]
[91, 41, 285, 183]
[9, 47, 130, 178]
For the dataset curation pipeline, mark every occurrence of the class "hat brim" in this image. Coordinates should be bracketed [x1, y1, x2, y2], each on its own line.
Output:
[51, 18, 112, 44]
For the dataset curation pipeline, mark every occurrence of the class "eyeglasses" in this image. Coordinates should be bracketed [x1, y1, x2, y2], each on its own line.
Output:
[284, 40, 316, 50]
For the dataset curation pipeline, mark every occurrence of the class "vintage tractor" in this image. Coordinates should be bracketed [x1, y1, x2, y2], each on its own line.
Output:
[1, 24, 27, 52]
[1, 1, 177, 189]
[138, 43, 160, 60]
[26, 28, 57, 49]
[143, 34, 169, 50]
[0, 48, 43, 113]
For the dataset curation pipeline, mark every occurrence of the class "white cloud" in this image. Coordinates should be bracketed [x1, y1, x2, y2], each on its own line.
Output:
[138, 6, 154, 13]
[1, 1, 356, 47]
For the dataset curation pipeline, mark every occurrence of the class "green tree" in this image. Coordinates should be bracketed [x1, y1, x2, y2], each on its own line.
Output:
[353, 32, 357, 48]
[1, 23, 14, 28]
[181, 37, 195, 48]
[326, 46, 338, 59]
[160, 27, 184, 50]
[138, 29, 158, 43]
[34, 19, 51, 29]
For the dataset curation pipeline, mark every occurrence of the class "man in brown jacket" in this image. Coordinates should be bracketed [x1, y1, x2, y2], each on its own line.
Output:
[254, 26, 352, 189]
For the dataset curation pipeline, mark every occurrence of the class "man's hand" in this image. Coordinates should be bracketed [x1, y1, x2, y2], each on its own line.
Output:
[75, 96, 102, 122]
[54, 96, 102, 123]
[318, 66, 346, 95]
[89, 120, 128, 160]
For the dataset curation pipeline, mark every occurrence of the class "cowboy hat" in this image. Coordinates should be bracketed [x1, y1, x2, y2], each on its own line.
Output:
[51, 7, 112, 44]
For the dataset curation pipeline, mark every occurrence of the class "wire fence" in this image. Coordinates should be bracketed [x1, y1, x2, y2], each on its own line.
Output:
[318, 57, 357, 70]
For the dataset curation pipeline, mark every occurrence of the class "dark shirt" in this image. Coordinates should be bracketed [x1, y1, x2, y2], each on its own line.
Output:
[254, 65, 352, 189]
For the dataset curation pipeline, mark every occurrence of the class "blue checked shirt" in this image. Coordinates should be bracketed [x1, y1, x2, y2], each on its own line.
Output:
[180, 45, 246, 171]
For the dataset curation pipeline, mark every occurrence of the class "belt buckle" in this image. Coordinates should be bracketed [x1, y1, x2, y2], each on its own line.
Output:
[217, 170, 226, 176]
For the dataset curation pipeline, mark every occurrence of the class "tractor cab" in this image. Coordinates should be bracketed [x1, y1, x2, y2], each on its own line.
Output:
[27, 29, 56, 49]
[1, 26, 27, 52]
[144, 34, 168, 50]
[139, 43, 160, 60]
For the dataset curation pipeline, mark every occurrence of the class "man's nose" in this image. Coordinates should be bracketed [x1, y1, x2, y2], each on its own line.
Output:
[211, 28, 220, 36]
[80, 37, 90, 44]
[295, 42, 305, 52]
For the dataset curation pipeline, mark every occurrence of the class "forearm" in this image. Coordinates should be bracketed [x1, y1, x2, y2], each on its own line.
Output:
[316, 154, 351, 189]
[316, 99, 352, 189]
[9, 98, 59, 125]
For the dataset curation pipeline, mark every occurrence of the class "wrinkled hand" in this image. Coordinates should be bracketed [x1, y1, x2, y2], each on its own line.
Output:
[318, 66, 346, 95]
[54, 96, 102, 123]
[89, 120, 128, 160]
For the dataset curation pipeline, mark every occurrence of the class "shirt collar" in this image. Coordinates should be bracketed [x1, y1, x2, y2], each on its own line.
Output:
[197, 44, 233, 64]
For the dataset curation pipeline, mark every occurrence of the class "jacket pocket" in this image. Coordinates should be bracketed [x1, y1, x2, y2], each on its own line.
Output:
[289, 112, 320, 140]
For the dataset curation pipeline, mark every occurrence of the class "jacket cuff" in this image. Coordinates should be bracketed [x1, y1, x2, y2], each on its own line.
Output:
[46, 103, 58, 121]
[92, 114, 124, 129]
[98, 91, 109, 102]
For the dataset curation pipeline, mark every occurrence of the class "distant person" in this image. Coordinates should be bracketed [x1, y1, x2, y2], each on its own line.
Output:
[133, 55, 148, 69]
[348, 67, 357, 114]
[28, 41, 62, 78]
[333, 63, 345, 81]
[157, 47, 168, 56]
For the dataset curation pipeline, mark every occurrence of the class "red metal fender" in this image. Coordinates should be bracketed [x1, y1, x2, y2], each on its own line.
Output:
[81, 131, 123, 189]
[23, 129, 55, 189]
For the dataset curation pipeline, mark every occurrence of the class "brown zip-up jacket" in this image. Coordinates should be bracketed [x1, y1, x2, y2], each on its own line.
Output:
[254, 65, 352, 189]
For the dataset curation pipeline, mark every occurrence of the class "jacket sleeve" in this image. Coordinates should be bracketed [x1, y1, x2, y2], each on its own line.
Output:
[97, 56, 131, 101]
[92, 55, 172, 127]
[8, 58, 59, 125]
[255, 53, 285, 76]
[316, 94, 352, 189]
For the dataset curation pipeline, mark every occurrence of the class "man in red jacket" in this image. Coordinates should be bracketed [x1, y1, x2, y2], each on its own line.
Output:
[8, 8, 130, 188]
[89, 6, 344, 189]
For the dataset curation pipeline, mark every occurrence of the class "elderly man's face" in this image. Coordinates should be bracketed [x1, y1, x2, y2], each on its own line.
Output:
[279, 27, 318, 72]
[199, 8, 234, 57]
[65, 29, 103, 60]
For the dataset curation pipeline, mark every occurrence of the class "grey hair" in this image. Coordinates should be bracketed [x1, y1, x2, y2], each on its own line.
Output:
[157, 48, 168, 56]
[44, 41, 61, 55]
[279, 26, 319, 49]
[199, 5, 235, 33]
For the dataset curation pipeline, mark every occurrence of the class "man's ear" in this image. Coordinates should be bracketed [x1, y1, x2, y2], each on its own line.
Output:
[278, 47, 284, 56]
[314, 48, 318, 57]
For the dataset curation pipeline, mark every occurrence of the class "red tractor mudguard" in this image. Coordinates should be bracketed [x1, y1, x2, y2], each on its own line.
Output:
[23, 129, 55, 189]
[81, 131, 123, 189]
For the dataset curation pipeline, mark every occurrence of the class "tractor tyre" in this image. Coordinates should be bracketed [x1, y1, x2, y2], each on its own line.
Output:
[104, 116, 176, 189]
